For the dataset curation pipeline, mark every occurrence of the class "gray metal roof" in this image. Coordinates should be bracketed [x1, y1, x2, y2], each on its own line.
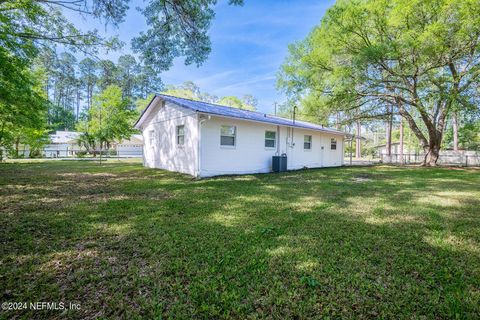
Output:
[137, 93, 348, 136]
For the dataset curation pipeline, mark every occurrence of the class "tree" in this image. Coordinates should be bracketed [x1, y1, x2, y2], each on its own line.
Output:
[135, 65, 163, 99]
[0, 65, 48, 160]
[163, 81, 203, 100]
[444, 108, 480, 150]
[278, 0, 480, 165]
[218, 96, 243, 109]
[47, 103, 76, 131]
[135, 94, 156, 115]
[118, 55, 139, 99]
[53, 53, 77, 112]
[2, 0, 244, 147]
[241, 94, 258, 110]
[0, 0, 123, 110]
[218, 96, 257, 111]
[79, 58, 98, 112]
[132, 0, 244, 72]
[10, 127, 50, 158]
[162, 81, 258, 111]
[97, 60, 118, 91]
[77, 85, 136, 151]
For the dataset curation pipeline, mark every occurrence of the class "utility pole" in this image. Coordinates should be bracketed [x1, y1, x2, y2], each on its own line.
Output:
[355, 120, 361, 159]
[350, 137, 353, 165]
[386, 105, 393, 163]
[400, 116, 404, 165]
[99, 104, 102, 165]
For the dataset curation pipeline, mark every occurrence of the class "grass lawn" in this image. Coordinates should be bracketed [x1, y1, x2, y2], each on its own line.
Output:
[0, 161, 479, 319]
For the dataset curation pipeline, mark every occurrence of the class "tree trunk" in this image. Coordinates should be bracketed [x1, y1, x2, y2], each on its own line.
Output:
[424, 142, 440, 166]
[15, 137, 20, 158]
[423, 124, 445, 166]
[355, 120, 361, 158]
[452, 112, 459, 151]
[397, 99, 448, 167]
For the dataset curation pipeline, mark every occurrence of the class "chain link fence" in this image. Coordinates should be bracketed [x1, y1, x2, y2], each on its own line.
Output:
[380, 152, 480, 167]
[14, 148, 143, 159]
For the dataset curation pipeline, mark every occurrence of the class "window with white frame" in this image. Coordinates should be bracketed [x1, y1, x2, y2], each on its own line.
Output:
[265, 131, 276, 148]
[176, 125, 185, 145]
[304, 135, 312, 150]
[149, 130, 155, 146]
[331, 138, 337, 150]
[220, 125, 236, 146]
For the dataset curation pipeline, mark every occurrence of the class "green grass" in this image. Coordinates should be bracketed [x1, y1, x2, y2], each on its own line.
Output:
[0, 161, 479, 319]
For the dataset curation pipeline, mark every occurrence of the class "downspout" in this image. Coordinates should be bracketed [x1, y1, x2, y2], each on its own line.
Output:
[197, 114, 210, 178]
[276, 125, 280, 155]
[291, 106, 297, 148]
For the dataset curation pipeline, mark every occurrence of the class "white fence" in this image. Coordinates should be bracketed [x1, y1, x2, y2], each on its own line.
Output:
[15, 148, 143, 159]
[381, 151, 480, 167]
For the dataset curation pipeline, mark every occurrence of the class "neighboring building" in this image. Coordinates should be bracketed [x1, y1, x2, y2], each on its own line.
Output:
[135, 94, 348, 177]
[116, 134, 143, 157]
[43, 131, 143, 158]
[44, 131, 81, 157]
[374, 142, 416, 157]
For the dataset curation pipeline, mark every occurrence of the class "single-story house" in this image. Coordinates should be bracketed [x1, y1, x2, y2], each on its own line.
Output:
[135, 94, 348, 177]
[374, 142, 415, 157]
[43, 131, 144, 158]
[116, 134, 144, 157]
[44, 131, 81, 157]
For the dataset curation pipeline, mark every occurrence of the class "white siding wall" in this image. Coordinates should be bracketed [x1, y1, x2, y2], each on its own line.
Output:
[199, 116, 279, 176]
[282, 127, 344, 169]
[116, 144, 143, 157]
[199, 116, 344, 177]
[141, 101, 199, 176]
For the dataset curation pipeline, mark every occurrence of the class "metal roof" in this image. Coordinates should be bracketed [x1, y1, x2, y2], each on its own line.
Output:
[136, 93, 348, 136]
[49, 131, 81, 144]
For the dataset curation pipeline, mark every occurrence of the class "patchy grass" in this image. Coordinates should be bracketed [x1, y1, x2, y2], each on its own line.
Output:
[0, 161, 479, 319]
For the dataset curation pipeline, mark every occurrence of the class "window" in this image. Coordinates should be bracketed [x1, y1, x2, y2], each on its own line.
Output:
[220, 125, 236, 146]
[265, 131, 276, 148]
[304, 135, 312, 150]
[149, 130, 155, 146]
[176, 125, 185, 145]
[331, 138, 337, 150]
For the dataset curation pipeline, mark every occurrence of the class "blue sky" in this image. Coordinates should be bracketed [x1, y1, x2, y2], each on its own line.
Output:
[67, 0, 335, 114]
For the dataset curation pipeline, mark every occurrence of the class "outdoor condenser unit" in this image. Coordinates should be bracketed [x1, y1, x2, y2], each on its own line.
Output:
[272, 155, 287, 172]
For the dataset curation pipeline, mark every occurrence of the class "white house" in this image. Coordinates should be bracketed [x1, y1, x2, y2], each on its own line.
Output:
[135, 94, 348, 177]
[115, 134, 143, 157]
[42, 131, 144, 158]
[44, 131, 81, 157]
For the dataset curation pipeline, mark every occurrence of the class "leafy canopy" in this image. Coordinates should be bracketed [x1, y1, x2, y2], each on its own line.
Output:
[278, 0, 480, 164]
[77, 85, 136, 148]
[132, 0, 244, 71]
[162, 81, 258, 111]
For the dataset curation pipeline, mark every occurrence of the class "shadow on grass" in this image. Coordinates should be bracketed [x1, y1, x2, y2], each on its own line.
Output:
[0, 162, 479, 319]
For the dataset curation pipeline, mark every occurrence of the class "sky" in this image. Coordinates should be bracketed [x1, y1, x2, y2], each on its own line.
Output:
[66, 0, 335, 114]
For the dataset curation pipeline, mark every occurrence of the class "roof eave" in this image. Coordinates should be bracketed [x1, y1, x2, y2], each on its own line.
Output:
[134, 95, 161, 129]
[197, 112, 348, 136]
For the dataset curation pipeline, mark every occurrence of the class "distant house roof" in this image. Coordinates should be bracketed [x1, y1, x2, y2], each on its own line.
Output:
[373, 142, 401, 148]
[135, 94, 348, 136]
[117, 134, 143, 144]
[49, 131, 80, 144]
